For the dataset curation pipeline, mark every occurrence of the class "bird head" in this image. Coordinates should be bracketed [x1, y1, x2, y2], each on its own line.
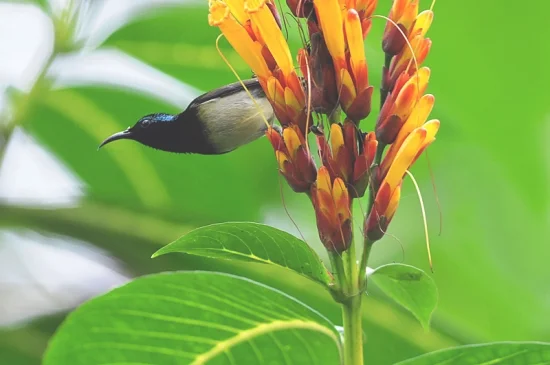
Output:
[99, 113, 186, 152]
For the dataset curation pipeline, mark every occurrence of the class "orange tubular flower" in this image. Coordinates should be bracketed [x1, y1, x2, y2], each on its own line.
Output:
[386, 10, 433, 89]
[381, 93, 434, 175]
[244, 0, 307, 129]
[267, 126, 317, 192]
[209, 1, 270, 80]
[382, 0, 434, 93]
[311, 167, 352, 253]
[366, 120, 439, 241]
[382, 0, 418, 55]
[354, 0, 377, 19]
[209, 0, 307, 131]
[343, 9, 374, 121]
[312, 0, 375, 122]
[376, 67, 430, 145]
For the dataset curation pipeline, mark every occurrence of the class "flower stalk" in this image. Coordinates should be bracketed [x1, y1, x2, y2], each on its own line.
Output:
[342, 293, 364, 365]
[209, 0, 438, 362]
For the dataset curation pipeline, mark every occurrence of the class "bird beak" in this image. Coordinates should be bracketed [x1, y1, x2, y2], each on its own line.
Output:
[98, 128, 133, 150]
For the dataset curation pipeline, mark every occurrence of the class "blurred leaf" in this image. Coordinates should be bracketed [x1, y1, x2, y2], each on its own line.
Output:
[396, 342, 550, 365]
[369, 264, 437, 329]
[3, 0, 49, 10]
[43, 88, 171, 210]
[0, 201, 192, 275]
[154, 222, 332, 286]
[44, 272, 341, 365]
[103, 5, 252, 91]
[0, 326, 48, 365]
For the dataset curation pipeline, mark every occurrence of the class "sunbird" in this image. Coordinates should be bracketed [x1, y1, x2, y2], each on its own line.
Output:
[99, 79, 274, 154]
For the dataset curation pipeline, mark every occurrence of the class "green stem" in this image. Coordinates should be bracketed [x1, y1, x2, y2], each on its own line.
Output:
[329, 252, 347, 300]
[358, 241, 372, 289]
[341, 235, 363, 364]
[329, 226, 364, 364]
[341, 294, 363, 365]
[343, 243, 358, 291]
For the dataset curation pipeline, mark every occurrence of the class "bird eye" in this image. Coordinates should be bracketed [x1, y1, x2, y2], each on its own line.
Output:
[141, 119, 151, 128]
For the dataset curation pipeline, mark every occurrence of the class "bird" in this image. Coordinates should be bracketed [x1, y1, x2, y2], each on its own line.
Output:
[99, 78, 275, 154]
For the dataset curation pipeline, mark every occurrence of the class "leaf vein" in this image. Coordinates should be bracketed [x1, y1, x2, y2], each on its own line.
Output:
[107, 293, 260, 326]
[189, 319, 339, 365]
[113, 309, 241, 333]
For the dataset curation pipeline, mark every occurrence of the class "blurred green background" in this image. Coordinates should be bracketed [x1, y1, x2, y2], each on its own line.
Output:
[1, 0, 548, 364]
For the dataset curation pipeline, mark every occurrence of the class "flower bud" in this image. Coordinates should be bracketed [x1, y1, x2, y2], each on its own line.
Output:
[382, 23, 407, 55]
[299, 33, 339, 115]
[267, 126, 316, 192]
[286, 0, 314, 17]
[351, 132, 377, 197]
[365, 182, 401, 241]
[376, 68, 430, 144]
[311, 167, 352, 253]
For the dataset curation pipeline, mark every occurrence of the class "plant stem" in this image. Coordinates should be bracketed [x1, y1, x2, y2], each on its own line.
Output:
[329, 252, 347, 298]
[335, 50, 395, 364]
[341, 294, 363, 365]
[341, 236, 363, 365]
[358, 241, 372, 290]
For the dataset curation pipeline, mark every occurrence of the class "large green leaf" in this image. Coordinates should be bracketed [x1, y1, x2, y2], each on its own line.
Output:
[369, 264, 437, 329]
[396, 342, 550, 365]
[153, 222, 332, 286]
[43, 272, 341, 365]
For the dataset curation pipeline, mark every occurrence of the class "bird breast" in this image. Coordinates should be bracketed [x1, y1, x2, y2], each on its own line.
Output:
[197, 89, 275, 154]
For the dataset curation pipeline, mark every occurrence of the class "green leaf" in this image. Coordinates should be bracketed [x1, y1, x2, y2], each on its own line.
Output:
[103, 5, 248, 90]
[395, 342, 550, 364]
[44, 272, 341, 365]
[153, 222, 332, 286]
[369, 263, 437, 329]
